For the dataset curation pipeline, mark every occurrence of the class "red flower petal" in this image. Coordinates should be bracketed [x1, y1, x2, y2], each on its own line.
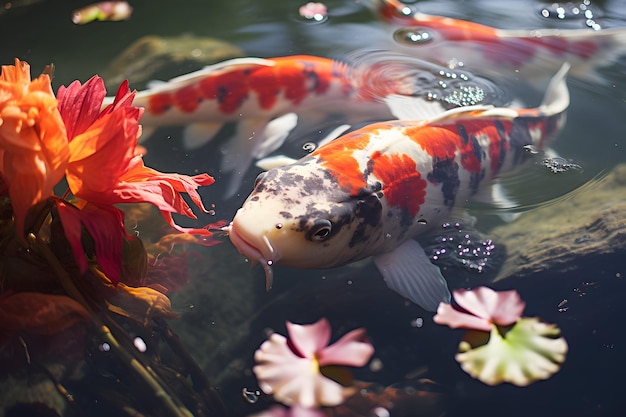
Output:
[57, 76, 106, 140]
[56, 200, 126, 284]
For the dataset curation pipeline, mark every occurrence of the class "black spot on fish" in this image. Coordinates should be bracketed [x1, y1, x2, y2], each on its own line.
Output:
[356, 195, 382, 226]
[279, 211, 293, 219]
[469, 169, 485, 195]
[350, 195, 383, 248]
[304, 68, 321, 93]
[457, 123, 469, 144]
[461, 133, 483, 168]
[427, 157, 460, 208]
[250, 195, 260, 202]
[216, 85, 229, 104]
[493, 120, 508, 174]
[509, 119, 534, 166]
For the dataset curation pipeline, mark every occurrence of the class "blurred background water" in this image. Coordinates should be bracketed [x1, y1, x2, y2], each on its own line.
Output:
[1, 0, 626, 416]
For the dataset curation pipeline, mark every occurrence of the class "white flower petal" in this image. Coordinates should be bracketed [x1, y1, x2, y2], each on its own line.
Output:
[253, 331, 354, 407]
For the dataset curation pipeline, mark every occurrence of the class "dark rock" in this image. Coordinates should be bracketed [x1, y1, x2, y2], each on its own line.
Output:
[101, 35, 244, 90]
[491, 163, 626, 283]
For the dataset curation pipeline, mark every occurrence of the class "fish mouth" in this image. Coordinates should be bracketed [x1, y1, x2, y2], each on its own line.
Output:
[225, 222, 277, 291]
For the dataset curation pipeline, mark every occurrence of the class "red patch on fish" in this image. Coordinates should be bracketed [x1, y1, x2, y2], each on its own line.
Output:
[313, 130, 371, 194]
[174, 85, 201, 113]
[147, 93, 171, 115]
[369, 151, 426, 217]
[406, 124, 459, 161]
[198, 69, 250, 114]
[147, 56, 341, 116]
[407, 120, 511, 174]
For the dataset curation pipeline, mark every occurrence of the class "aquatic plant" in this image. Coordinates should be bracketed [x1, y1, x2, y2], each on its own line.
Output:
[253, 318, 374, 408]
[0, 59, 225, 416]
[434, 286, 568, 386]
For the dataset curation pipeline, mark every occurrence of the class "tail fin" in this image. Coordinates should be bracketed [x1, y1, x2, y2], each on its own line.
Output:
[342, 49, 508, 107]
[538, 62, 570, 116]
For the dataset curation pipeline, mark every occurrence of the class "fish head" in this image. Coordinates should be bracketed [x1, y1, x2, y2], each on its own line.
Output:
[227, 158, 384, 288]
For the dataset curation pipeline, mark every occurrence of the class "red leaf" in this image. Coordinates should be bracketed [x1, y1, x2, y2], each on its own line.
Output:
[0, 291, 89, 335]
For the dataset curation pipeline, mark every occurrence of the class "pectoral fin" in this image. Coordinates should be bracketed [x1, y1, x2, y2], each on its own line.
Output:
[221, 114, 299, 198]
[183, 122, 224, 149]
[373, 239, 451, 311]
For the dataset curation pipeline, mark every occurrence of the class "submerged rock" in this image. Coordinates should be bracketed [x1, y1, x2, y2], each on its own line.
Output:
[491, 163, 626, 282]
[102, 35, 244, 89]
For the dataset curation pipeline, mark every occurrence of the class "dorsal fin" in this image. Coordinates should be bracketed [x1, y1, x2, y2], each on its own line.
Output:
[167, 57, 275, 84]
[136, 57, 276, 95]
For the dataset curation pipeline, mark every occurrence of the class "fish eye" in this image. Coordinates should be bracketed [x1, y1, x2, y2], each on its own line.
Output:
[310, 219, 332, 241]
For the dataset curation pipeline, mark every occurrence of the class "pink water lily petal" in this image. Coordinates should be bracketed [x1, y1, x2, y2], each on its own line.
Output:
[249, 405, 328, 417]
[434, 301, 493, 331]
[318, 327, 374, 367]
[454, 287, 525, 326]
[488, 289, 526, 326]
[286, 318, 331, 358]
[253, 333, 350, 408]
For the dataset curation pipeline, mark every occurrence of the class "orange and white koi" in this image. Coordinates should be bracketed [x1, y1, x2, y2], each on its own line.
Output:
[127, 54, 502, 196]
[226, 63, 570, 311]
[371, 0, 626, 83]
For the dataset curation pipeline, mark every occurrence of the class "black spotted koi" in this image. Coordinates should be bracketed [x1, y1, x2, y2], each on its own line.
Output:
[226, 64, 570, 311]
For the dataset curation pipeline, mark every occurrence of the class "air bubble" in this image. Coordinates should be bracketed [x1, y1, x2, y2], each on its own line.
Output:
[410, 317, 424, 328]
[541, 157, 583, 174]
[242, 388, 261, 404]
[302, 141, 317, 152]
[298, 2, 328, 23]
[393, 28, 433, 45]
[370, 407, 391, 417]
[133, 337, 147, 353]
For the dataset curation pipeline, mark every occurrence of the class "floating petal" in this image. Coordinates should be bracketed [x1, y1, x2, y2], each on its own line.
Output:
[253, 333, 354, 408]
[286, 318, 331, 358]
[434, 286, 525, 331]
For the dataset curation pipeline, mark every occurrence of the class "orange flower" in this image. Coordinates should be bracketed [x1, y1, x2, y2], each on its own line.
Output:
[58, 76, 214, 234]
[0, 59, 69, 236]
[55, 75, 216, 283]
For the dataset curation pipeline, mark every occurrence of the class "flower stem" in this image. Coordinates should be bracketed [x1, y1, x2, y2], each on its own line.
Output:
[26, 232, 195, 417]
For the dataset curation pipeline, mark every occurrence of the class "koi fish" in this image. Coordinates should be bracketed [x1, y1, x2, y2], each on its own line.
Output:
[225, 63, 570, 312]
[126, 54, 503, 196]
[370, 0, 626, 84]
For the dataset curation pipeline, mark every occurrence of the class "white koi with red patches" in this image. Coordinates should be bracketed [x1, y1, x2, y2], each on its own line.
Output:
[121, 53, 504, 197]
[372, 0, 626, 84]
[226, 64, 570, 311]
[121, 55, 398, 197]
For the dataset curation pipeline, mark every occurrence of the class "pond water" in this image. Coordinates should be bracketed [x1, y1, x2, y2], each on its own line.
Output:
[1, 0, 626, 416]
